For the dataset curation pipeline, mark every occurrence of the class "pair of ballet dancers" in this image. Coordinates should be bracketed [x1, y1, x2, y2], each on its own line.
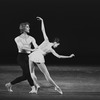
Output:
[5, 17, 74, 94]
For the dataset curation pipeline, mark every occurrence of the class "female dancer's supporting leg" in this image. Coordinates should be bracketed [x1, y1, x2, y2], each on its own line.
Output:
[29, 60, 40, 93]
[36, 63, 63, 94]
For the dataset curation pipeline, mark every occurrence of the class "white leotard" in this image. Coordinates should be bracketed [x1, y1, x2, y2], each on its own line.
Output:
[38, 39, 53, 54]
[29, 40, 53, 63]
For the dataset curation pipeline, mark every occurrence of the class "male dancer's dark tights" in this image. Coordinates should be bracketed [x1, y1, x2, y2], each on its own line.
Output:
[11, 53, 34, 86]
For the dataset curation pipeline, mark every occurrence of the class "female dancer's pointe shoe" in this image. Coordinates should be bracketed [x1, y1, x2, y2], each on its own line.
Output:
[5, 83, 13, 92]
[36, 84, 40, 90]
[29, 86, 37, 94]
[55, 86, 63, 94]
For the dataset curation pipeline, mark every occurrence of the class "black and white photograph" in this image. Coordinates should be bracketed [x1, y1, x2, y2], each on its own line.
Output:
[0, 0, 100, 100]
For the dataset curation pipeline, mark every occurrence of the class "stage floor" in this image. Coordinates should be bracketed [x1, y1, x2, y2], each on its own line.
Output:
[0, 65, 100, 100]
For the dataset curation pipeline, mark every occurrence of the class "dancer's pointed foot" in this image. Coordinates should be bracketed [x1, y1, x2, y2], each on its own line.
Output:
[36, 84, 40, 91]
[55, 86, 63, 94]
[5, 82, 13, 92]
[29, 86, 37, 94]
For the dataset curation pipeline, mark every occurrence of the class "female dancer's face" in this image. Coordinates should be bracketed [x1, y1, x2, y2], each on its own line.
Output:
[53, 42, 60, 48]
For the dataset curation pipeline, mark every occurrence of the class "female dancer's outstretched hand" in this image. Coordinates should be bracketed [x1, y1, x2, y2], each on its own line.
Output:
[36, 16, 43, 21]
[69, 54, 75, 58]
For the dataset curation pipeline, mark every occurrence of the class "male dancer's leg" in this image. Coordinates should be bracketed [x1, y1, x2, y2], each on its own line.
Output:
[11, 53, 34, 86]
[5, 53, 35, 92]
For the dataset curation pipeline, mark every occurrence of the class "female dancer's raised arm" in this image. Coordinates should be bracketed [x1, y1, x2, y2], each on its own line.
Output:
[36, 17, 49, 41]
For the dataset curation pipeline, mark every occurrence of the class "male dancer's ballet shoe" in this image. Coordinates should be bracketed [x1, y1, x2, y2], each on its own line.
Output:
[5, 83, 13, 92]
[29, 86, 37, 94]
[55, 86, 63, 94]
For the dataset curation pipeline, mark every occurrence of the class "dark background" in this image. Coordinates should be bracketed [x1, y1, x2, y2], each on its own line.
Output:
[0, 0, 100, 66]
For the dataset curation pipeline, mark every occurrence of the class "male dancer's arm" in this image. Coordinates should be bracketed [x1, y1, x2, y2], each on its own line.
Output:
[31, 37, 38, 49]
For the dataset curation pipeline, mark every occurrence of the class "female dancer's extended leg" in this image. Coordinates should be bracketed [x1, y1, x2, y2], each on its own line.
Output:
[37, 63, 63, 94]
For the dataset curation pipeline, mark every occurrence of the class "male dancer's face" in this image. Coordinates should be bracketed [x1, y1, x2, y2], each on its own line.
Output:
[25, 24, 30, 33]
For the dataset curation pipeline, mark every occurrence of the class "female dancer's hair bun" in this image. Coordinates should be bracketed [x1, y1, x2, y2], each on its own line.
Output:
[54, 38, 60, 43]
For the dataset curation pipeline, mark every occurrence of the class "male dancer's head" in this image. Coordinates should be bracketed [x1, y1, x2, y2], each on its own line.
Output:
[19, 22, 30, 33]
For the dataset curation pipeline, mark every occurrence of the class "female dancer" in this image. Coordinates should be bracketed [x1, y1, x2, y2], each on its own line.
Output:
[29, 17, 75, 94]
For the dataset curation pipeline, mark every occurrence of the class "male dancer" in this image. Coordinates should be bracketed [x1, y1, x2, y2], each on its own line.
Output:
[5, 22, 39, 93]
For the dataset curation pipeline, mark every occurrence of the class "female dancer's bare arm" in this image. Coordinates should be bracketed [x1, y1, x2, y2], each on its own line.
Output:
[50, 48, 75, 58]
[36, 17, 49, 41]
